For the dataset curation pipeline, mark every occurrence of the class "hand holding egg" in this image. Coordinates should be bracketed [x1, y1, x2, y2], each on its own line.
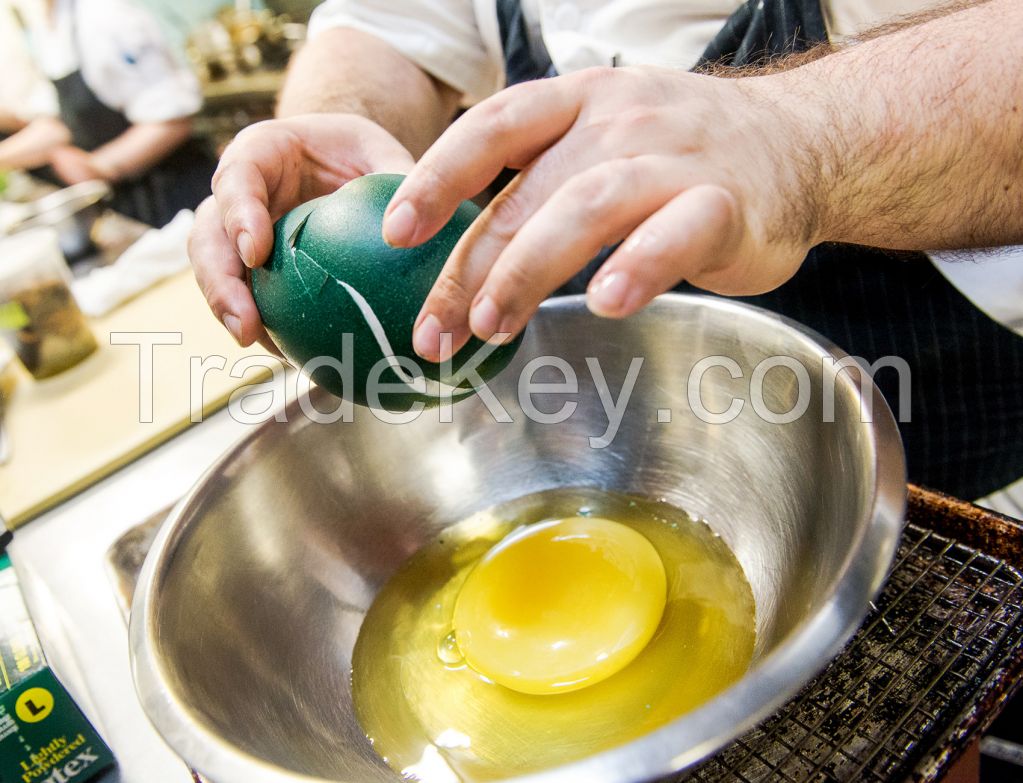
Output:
[251, 173, 522, 409]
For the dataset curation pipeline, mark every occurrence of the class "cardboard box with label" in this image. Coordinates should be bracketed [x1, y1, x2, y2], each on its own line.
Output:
[0, 554, 115, 783]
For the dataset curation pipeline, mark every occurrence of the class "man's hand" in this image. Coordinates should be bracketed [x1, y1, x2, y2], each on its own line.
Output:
[388, 0, 1023, 363]
[188, 113, 415, 346]
[50, 146, 113, 184]
[0, 117, 72, 174]
[384, 67, 819, 362]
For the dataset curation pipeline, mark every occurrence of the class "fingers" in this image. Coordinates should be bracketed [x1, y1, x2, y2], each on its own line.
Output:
[212, 150, 276, 270]
[382, 77, 585, 248]
[412, 175, 753, 360]
[213, 115, 417, 271]
[189, 196, 268, 347]
[309, 113, 417, 179]
[586, 184, 745, 317]
[418, 157, 700, 360]
[410, 157, 575, 360]
[411, 156, 699, 359]
[201, 114, 419, 350]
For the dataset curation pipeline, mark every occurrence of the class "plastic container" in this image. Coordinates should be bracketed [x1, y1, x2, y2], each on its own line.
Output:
[0, 228, 97, 379]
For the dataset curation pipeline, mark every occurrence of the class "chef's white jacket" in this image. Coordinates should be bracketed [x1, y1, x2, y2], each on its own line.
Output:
[14, 0, 202, 124]
[308, 0, 937, 105]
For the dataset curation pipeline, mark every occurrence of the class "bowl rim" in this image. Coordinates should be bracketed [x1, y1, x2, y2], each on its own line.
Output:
[130, 291, 906, 783]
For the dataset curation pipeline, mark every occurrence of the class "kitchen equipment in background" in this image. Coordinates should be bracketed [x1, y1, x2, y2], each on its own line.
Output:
[263, 0, 316, 23]
[131, 294, 906, 783]
[1, 181, 111, 261]
[187, 6, 306, 151]
[188, 6, 303, 81]
[0, 228, 97, 380]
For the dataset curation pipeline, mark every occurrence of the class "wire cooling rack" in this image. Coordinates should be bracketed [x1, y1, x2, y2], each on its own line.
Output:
[682, 487, 1023, 783]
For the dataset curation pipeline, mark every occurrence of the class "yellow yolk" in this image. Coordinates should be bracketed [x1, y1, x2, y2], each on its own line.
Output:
[351, 490, 758, 781]
[452, 516, 667, 695]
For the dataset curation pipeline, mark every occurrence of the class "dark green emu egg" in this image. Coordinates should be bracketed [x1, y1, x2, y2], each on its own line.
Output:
[251, 173, 522, 410]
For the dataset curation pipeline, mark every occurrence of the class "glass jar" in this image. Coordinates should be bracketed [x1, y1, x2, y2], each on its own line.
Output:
[0, 228, 98, 379]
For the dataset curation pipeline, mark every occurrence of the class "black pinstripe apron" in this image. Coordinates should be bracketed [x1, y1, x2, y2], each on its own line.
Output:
[496, 0, 1023, 499]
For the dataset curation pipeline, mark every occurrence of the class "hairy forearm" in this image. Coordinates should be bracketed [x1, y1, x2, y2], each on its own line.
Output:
[0, 116, 70, 170]
[277, 27, 460, 158]
[767, 0, 1023, 250]
[90, 118, 193, 181]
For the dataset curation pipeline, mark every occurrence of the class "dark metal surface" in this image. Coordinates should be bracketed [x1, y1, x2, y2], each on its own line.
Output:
[683, 485, 1023, 783]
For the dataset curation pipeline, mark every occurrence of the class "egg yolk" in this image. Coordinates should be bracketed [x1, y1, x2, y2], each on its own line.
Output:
[452, 516, 667, 695]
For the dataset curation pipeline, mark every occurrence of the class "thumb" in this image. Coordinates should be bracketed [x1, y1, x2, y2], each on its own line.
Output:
[341, 115, 417, 176]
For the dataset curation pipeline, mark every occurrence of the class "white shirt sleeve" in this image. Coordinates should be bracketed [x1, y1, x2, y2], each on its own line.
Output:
[77, 0, 202, 124]
[309, 0, 503, 104]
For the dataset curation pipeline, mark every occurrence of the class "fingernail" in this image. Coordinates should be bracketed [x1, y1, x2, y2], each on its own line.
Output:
[469, 295, 501, 339]
[587, 271, 632, 317]
[413, 313, 442, 360]
[382, 201, 417, 247]
[237, 231, 256, 268]
[223, 314, 243, 344]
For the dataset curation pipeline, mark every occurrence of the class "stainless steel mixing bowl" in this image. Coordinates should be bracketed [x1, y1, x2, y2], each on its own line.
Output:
[131, 293, 906, 783]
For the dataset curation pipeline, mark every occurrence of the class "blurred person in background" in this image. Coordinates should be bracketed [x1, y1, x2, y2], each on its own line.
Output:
[0, 0, 54, 138]
[0, 0, 217, 226]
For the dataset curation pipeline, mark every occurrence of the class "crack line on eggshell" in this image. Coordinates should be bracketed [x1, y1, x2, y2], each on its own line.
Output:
[288, 243, 318, 305]
[287, 212, 310, 247]
[292, 246, 474, 399]
[287, 211, 326, 303]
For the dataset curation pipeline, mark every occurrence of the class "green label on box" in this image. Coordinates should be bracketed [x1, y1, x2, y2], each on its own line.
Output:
[0, 557, 116, 783]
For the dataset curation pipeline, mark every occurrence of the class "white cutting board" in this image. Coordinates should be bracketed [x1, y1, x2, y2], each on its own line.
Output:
[0, 270, 277, 528]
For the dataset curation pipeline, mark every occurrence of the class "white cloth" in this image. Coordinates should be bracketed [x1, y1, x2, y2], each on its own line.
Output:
[930, 248, 1023, 338]
[309, 0, 942, 103]
[823, 0, 938, 43]
[309, 0, 503, 105]
[71, 209, 193, 316]
[15, 0, 201, 124]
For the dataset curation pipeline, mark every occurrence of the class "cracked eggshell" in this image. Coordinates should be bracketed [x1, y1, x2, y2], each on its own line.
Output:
[251, 173, 523, 410]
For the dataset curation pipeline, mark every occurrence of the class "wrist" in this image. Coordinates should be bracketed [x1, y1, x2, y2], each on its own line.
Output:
[86, 152, 121, 183]
[734, 70, 840, 252]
